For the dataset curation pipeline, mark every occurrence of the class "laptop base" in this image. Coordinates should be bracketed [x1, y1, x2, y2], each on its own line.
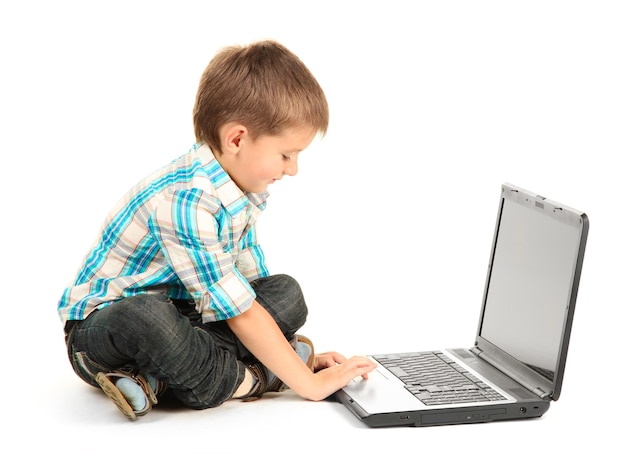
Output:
[334, 388, 550, 427]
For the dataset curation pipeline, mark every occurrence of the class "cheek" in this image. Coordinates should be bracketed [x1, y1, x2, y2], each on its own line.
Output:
[259, 160, 283, 177]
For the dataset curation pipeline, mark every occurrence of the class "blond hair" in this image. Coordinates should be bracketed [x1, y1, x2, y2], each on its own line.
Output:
[193, 40, 329, 154]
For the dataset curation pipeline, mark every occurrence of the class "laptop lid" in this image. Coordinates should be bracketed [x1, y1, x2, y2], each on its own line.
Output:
[473, 183, 588, 401]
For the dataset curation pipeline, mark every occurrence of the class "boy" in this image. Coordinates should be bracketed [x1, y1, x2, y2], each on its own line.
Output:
[58, 40, 376, 420]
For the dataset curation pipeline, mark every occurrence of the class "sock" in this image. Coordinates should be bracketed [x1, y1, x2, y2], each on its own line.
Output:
[232, 369, 257, 398]
[115, 377, 147, 411]
[145, 373, 158, 393]
[295, 340, 313, 366]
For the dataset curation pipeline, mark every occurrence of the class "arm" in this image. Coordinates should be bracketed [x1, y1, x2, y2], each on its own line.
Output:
[227, 301, 377, 401]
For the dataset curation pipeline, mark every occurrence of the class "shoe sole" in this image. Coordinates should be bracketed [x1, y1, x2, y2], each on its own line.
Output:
[95, 372, 137, 420]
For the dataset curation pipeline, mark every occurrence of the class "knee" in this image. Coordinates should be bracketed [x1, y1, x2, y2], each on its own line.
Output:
[253, 274, 308, 334]
[277, 274, 308, 326]
[271, 274, 304, 298]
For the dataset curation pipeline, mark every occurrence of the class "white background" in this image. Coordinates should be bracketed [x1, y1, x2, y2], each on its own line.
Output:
[1, 1, 623, 461]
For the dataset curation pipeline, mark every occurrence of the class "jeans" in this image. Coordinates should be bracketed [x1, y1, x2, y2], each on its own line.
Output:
[65, 274, 308, 409]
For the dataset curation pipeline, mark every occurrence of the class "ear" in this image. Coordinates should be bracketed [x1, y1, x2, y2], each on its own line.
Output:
[219, 122, 248, 156]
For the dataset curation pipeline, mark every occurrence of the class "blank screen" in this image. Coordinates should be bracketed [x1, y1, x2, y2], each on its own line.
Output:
[479, 199, 580, 381]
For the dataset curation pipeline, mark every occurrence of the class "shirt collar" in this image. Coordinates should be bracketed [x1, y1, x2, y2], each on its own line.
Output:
[194, 143, 269, 216]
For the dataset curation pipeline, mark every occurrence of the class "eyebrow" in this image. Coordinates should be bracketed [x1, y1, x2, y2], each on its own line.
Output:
[282, 147, 304, 154]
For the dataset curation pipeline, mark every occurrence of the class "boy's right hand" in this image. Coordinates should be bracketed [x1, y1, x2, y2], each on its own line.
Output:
[227, 301, 377, 402]
[299, 353, 377, 402]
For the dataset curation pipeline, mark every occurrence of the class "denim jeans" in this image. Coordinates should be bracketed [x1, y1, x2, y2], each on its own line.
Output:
[65, 274, 308, 409]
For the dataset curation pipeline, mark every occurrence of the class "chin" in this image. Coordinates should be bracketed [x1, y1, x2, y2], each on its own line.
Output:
[245, 186, 268, 194]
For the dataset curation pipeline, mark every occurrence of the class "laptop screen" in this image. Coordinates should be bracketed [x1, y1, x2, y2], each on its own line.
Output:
[479, 190, 584, 383]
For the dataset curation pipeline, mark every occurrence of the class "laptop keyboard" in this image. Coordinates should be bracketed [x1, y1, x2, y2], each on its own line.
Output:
[374, 351, 507, 406]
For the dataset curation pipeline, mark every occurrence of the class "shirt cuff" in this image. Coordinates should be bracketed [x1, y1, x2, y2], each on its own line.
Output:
[197, 269, 256, 322]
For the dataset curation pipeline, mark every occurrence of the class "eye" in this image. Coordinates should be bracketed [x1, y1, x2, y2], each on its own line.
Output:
[282, 154, 292, 161]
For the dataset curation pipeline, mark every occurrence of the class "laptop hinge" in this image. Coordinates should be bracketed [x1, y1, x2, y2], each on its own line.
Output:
[471, 345, 553, 400]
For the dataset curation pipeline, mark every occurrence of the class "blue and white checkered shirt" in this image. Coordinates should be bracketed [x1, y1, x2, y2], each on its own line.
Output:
[57, 144, 270, 324]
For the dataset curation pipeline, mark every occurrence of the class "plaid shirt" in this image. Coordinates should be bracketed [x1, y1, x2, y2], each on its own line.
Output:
[57, 144, 270, 324]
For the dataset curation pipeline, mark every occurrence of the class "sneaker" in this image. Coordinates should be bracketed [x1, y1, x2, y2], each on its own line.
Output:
[242, 334, 314, 400]
[95, 369, 164, 420]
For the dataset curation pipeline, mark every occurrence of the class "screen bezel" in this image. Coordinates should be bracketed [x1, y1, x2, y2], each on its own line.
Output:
[474, 184, 588, 401]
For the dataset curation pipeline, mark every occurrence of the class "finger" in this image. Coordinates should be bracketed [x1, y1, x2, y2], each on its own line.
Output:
[343, 357, 377, 383]
[317, 351, 347, 364]
[349, 356, 378, 370]
[314, 352, 347, 371]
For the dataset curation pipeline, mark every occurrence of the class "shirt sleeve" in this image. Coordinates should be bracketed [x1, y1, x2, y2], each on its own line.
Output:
[236, 225, 270, 282]
[148, 188, 259, 321]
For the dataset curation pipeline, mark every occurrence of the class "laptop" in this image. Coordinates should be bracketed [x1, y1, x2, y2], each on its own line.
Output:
[335, 183, 588, 427]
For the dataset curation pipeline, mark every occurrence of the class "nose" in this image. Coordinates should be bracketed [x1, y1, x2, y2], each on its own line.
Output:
[284, 157, 299, 177]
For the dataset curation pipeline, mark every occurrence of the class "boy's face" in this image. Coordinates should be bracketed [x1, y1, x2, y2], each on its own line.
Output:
[220, 125, 316, 193]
